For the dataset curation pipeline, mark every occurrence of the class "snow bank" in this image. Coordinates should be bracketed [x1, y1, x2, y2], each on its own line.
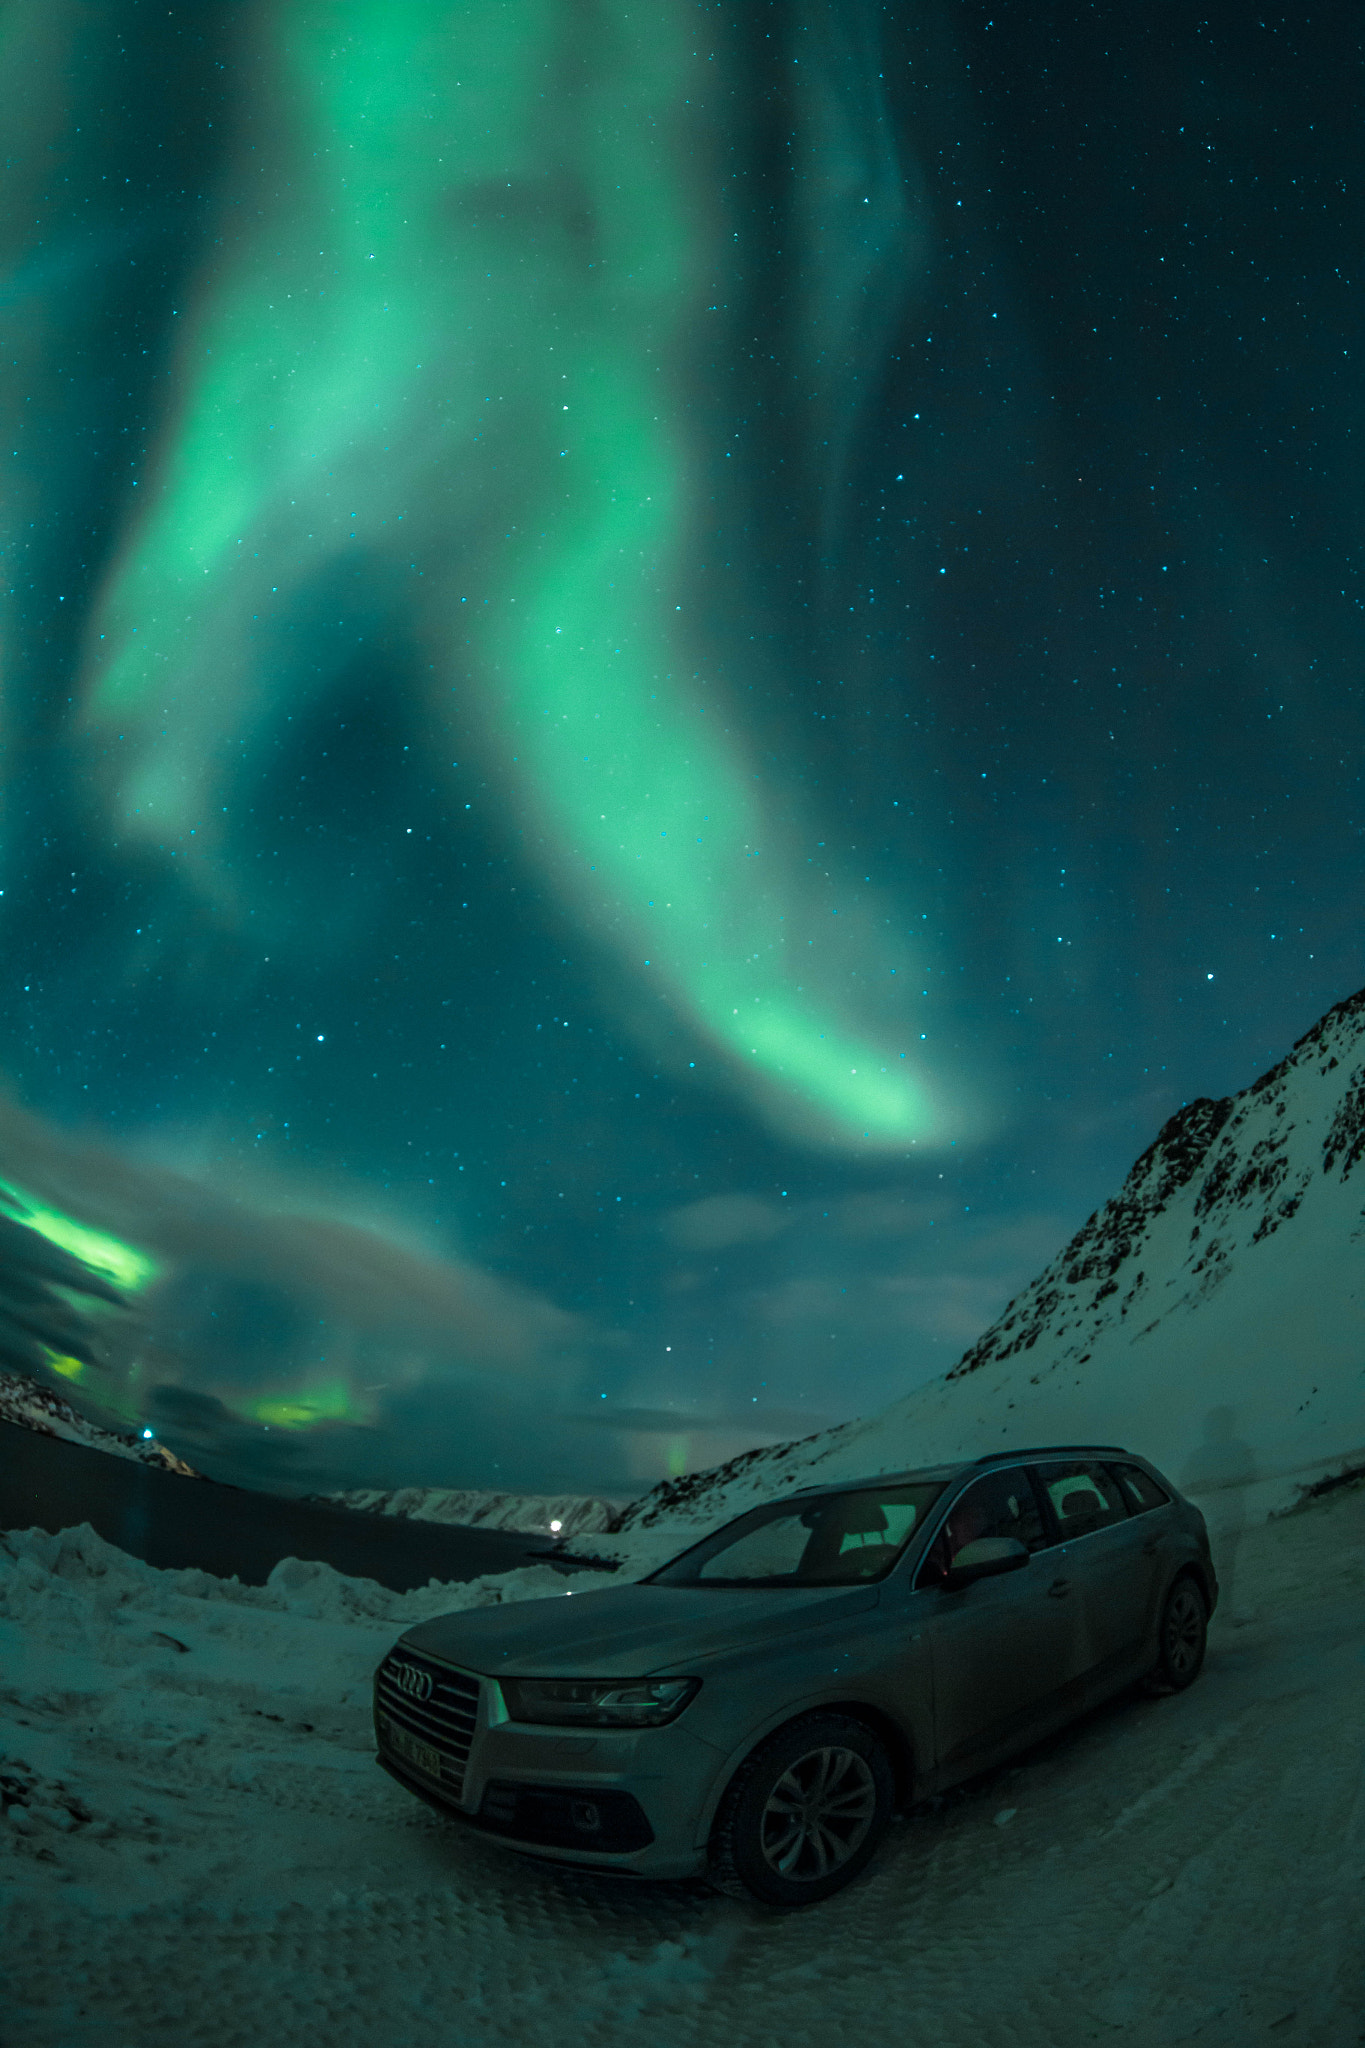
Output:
[0, 1517, 573, 1644]
[0, 1520, 579, 1895]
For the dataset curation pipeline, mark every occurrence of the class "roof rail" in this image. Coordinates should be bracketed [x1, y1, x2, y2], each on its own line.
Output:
[971, 1444, 1131, 1463]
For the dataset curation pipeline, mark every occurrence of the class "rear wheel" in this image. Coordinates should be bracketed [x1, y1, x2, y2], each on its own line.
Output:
[708, 1713, 894, 1909]
[1148, 1574, 1208, 1692]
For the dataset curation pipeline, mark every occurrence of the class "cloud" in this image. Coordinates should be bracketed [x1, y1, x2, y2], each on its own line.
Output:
[564, 1401, 837, 1436]
[871, 1270, 1021, 1349]
[824, 1190, 936, 1240]
[661, 1193, 790, 1252]
[0, 1085, 604, 1491]
[141, 1384, 380, 1494]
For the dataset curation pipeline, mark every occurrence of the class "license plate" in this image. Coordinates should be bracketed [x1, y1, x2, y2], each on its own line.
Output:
[384, 1718, 444, 1782]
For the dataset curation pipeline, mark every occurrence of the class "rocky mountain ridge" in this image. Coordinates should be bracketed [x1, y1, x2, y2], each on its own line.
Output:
[946, 983, 1365, 1386]
[0, 1370, 200, 1477]
[612, 982, 1365, 1544]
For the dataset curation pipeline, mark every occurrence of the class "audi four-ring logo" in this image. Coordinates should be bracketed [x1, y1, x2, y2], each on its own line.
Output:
[391, 1661, 433, 1702]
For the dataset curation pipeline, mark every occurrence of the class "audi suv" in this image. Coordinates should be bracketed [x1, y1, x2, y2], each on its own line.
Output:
[373, 1444, 1216, 1908]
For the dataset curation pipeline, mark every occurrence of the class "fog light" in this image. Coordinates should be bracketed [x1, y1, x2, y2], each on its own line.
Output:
[570, 1799, 602, 1833]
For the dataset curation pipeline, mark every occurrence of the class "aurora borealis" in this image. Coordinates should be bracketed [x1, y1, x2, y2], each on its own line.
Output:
[2, 2, 1363, 1497]
[83, 0, 951, 1152]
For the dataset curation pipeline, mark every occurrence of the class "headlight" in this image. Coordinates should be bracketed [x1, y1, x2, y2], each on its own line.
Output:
[500, 1676, 700, 1727]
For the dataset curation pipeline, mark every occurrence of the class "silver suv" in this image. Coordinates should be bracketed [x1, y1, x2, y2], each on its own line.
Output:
[373, 1444, 1217, 1908]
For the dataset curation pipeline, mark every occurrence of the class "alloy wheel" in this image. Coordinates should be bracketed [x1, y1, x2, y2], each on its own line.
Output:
[758, 1744, 879, 1882]
[1164, 1581, 1205, 1678]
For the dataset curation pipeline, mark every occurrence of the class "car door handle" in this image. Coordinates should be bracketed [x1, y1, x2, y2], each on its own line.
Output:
[1047, 1578, 1071, 1598]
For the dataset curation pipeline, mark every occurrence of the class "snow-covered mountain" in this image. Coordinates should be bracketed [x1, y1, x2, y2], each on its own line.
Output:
[608, 983, 1365, 1556]
[10, 984, 1365, 1570]
[315, 1485, 627, 1540]
[0, 1371, 619, 1535]
[0, 1371, 200, 1477]
[2, 1370, 623, 1547]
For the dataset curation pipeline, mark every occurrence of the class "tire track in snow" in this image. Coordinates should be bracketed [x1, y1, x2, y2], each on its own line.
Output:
[1099, 1713, 1250, 1837]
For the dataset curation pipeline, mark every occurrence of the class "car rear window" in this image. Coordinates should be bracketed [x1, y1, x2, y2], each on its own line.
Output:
[1107, 1462, 1171, 1514]
[647, 1481, 947, 1587]
[1032, 1460, 1128, 1537]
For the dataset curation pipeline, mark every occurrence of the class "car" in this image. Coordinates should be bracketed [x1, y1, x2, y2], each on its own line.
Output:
[372, 1444, 1218, 1908]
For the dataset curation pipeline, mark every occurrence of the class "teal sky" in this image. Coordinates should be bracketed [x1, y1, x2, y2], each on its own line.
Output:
[0, 0, 1361, 1496]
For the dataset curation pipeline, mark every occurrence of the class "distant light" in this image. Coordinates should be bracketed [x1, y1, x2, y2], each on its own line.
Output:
[549, 1519, 562, 1533]
[142, 1428, 154, 1440]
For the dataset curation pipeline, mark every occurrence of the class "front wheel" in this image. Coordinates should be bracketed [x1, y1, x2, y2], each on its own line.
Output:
[708, 1713, 895, 1909]
[1148, 1574, 1208, 1692]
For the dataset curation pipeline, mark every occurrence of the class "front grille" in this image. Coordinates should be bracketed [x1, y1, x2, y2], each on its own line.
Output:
[374, 1650, 480, 1796]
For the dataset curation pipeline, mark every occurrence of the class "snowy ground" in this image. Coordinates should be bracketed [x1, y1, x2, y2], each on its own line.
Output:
[2, 1484, 1362, 2048]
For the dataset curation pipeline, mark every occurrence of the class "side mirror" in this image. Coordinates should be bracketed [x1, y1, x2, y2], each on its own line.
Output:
[943, 1536, 1030, 1592]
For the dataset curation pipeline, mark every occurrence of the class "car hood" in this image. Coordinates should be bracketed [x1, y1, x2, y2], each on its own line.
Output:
[398, 1579, 883, 1677]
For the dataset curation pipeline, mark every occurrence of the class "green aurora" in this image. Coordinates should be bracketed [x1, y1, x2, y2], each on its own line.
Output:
[0, 1180, 156, 1295]
[81, 0, 957, 1154]
[2, 0, 1360, 1499]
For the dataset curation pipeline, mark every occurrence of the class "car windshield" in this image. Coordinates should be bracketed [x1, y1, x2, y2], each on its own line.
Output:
[646, 1481, 947, 1587]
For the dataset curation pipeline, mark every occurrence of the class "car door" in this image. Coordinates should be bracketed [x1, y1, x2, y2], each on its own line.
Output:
[1031, 1459, 1153, 1688]
[1105, 1460, 1182, 1653]
[917, 1468, 1084, 1773]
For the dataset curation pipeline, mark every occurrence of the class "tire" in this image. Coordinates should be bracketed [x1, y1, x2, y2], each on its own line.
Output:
[1149, 1574, 1208, 1692]
[708, 1713, 895, 1909]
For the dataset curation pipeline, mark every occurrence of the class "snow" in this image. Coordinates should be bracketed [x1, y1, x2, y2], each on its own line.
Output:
[315, 1485, 629, 1540]
[13, 985, 1365, 1580]
[4, 990, 1365, 2039]
[610, 983, 1365, 1552]
[1, 1484, 1361, 2043]
[0, 1371, 199, 1477]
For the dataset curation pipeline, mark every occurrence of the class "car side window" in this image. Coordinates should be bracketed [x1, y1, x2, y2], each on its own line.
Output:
[1107, 1462, 1170, 1515]
[915, 1468, 1046, 1587]
[1032, 1460, 1127, 1540]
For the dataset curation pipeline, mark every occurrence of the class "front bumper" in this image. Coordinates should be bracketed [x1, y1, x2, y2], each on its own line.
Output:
[373, 1647, 718, 1880]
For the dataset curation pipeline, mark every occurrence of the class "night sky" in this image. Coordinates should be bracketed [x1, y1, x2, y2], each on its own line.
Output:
[2, 2, 1361, 1499]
